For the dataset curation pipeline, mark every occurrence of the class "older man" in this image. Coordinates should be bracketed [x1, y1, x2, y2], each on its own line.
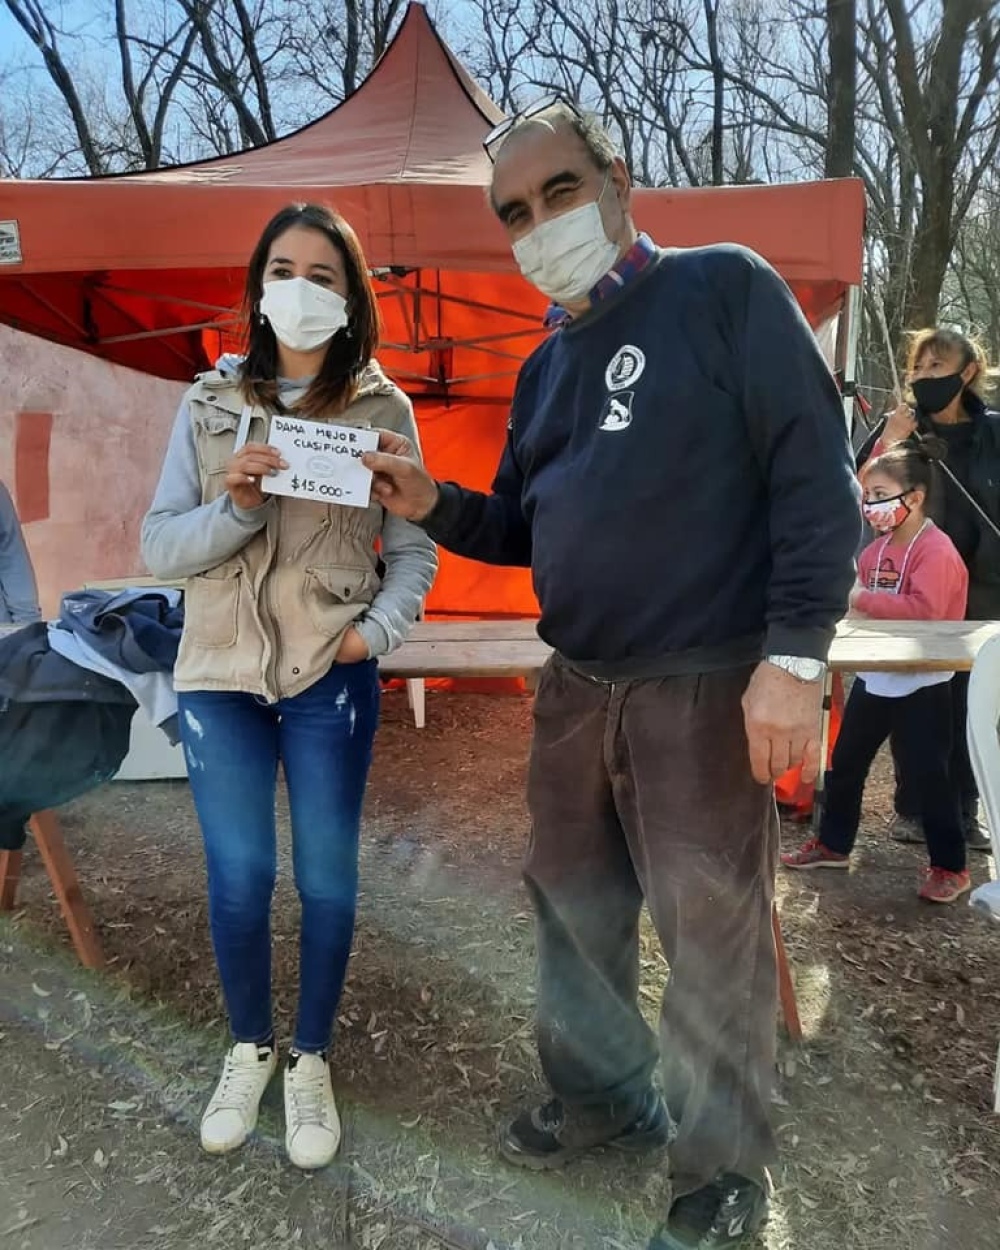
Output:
[0, 479, 41, 625]
[365, 101, 860, 1248]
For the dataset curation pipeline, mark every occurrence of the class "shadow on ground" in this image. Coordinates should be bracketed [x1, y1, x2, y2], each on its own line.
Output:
[3, 690, 1000, 1249]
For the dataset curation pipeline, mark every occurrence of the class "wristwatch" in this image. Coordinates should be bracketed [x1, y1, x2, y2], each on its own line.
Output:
[766, 654, 827, 683]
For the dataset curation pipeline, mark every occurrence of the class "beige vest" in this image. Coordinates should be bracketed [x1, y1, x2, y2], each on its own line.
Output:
[174, 362, 411, 702]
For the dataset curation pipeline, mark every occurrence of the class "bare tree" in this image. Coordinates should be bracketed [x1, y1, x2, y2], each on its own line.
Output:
[0, 0, 409, 173]
[3, 0, 114, 172]
[460, 0, 536, 111]
[884, 0, 1000, 329]
[702, 0, 724, 183]
[2, 0, 208, 172]
[463, 0, 753, 188]
[940, 173, 1000, 364]
[174, 0, 280, 146]
[825, 0, 856, 177]
[115, 0, 200, 168]
[693, 0, 1000, 339]
[279, 0, 408, 106]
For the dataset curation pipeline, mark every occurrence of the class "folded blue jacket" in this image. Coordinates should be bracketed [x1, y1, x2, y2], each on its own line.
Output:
[58, 588, 183, 673]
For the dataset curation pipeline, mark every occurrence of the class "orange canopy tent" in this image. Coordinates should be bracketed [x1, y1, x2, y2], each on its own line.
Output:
[0, 1, 865, 621]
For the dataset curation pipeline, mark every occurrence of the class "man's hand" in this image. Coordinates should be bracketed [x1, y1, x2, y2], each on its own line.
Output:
[362, 431, 440, 522]
[741, 660, 825, 785]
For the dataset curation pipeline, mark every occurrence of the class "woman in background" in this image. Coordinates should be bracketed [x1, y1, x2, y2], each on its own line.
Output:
[859, 328, 1000, 851]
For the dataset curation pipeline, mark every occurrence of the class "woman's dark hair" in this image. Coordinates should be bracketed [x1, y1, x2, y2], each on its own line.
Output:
[239, 203, 380, 419]
[863, 434, 946, 501]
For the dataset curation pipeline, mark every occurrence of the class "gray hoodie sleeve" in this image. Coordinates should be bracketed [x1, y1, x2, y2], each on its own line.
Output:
[353, 395, 439, 658]
[0, 481, 42, 624]
[141, 399, 274, 580]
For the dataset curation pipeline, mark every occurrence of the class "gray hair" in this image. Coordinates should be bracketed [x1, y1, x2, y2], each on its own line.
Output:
[487, 101, 620, 217]
[493, 100, 619, 171]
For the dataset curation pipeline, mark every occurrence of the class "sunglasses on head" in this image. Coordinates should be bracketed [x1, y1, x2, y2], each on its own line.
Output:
[483, 94, 585, 160]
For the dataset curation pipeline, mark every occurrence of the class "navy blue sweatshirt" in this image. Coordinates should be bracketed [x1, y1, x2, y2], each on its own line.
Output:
[423, 245, 861, 678]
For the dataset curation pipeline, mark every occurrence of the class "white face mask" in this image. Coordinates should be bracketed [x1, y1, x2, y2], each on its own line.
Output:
[259, 277, 349, 353]
[512, 177, 620, 305]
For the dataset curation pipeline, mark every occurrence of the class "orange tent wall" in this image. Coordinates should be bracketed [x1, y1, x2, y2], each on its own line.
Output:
[414, 400, 537, 617]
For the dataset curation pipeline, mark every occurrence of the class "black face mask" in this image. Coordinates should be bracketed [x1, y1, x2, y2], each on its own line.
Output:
[911, 373, 964, 415]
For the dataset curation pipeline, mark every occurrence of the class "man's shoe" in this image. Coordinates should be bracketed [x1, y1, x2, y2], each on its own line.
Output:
[890, 816, 924, 844]
[200, 1040, 277, 1154]
[500, 1086, 671, 1171]
[963, 812, 993, 853]
[780, 837, 849, 870]
[284, 1051, 341, 1169]
[918, 866, 972, 904]
[649, 1172, 771, 1249]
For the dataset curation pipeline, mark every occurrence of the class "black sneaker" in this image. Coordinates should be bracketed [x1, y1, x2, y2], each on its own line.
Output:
[963, 813, 993, 853]
[890, 815, 924, 844]
[500, 1086, 671, 1171]
[649, 1172, 771, 1249]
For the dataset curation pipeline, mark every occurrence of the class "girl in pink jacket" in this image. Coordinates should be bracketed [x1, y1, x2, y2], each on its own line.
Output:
[783, 440, 970, 903]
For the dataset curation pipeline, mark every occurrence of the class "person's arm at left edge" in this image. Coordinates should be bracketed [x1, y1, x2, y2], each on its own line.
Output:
[0, 482, 42, 624]
[737, 253, 861, 785]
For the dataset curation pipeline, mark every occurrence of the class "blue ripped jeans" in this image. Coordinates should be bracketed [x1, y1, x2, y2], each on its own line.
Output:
[178, 661, 379, 1053]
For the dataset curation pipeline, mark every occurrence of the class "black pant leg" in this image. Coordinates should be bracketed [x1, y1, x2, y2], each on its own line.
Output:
[892, 739, 919, 821]
[949, 671, 978, 819]
[820, 682, 893, 855]
[891, 683, 966, 874]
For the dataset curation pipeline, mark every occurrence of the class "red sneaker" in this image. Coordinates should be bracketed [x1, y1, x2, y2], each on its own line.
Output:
[781, 837, 850, 870]
[918, 867, 972, 904]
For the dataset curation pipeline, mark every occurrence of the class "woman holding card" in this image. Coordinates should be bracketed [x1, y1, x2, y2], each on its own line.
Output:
[141, 204, 437, 1170]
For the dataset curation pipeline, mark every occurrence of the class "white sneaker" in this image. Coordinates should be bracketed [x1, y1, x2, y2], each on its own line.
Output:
[284, 1051, 341, 1169]
[200, 1041, 277, 1154]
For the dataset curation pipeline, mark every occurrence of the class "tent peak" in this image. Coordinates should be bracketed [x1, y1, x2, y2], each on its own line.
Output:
[50, 1, 505, 189]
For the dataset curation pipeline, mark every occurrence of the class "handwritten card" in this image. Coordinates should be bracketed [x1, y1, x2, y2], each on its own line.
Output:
[263, 415, 378, 508]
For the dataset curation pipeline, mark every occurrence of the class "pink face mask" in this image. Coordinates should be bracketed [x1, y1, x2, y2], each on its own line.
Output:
[863, 493, 910, 533]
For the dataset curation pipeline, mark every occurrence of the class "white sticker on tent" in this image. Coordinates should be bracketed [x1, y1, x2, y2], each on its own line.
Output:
[0, 220, 22, 265]
[263, 414, 377, 508]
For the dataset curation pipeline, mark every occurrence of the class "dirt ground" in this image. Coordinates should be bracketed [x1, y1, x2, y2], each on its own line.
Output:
[3, 688, 1000, 1249]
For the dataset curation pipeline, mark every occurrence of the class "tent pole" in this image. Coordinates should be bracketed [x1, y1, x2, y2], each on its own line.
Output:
[835, 283, 862, 438]
[98, 316, 239, 344]
[375, 277, 545, 324]
[813, 282, 863, 831]
[14, 280, 91, 341]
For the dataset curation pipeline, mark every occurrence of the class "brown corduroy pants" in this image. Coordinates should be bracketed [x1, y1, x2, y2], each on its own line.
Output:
[524, 654, 780, 1196]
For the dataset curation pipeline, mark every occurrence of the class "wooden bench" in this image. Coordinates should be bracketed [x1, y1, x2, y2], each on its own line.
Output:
[377, 618, 1000, 1041]
[0, 811, 104, 968]
[5, 618, 998, 1042]
[384, 617, 1000, 678]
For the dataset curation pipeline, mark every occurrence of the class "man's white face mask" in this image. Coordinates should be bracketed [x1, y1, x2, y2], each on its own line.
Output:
[512, 174, 620, 305]
[260, 276, 349, 353]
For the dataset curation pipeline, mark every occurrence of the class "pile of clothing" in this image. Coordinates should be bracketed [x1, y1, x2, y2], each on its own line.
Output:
[0, 587, 183, 850]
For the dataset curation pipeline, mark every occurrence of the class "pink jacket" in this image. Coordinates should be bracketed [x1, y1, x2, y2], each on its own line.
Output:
[854, 523, 968, 621]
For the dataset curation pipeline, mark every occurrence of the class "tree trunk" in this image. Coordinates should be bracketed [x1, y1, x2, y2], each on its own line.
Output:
[703, 0, 724, 184]
[908, 184, 955, 330]
[824, 0, 856, 177]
